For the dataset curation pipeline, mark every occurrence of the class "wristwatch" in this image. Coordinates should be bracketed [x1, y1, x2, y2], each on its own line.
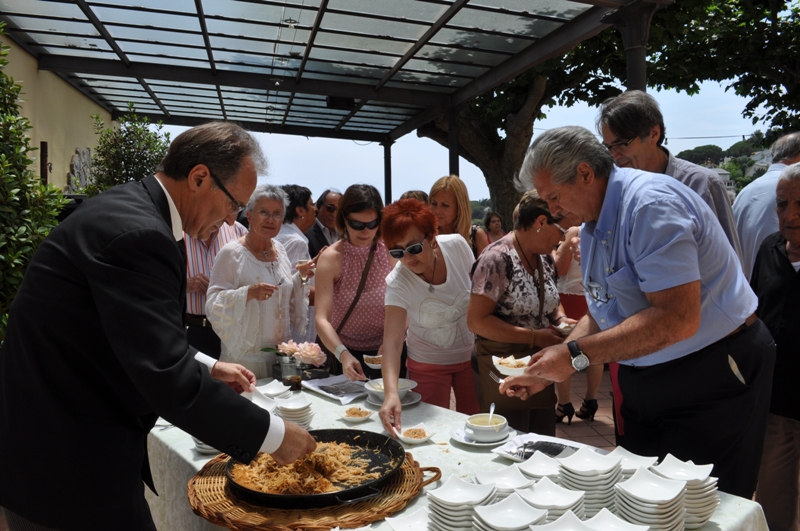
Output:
[567, 341, 590, 371]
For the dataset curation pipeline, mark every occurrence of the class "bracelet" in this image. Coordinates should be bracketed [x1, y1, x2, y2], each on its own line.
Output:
[334, 344, 348, 361]
[529, 329, 536, 349]
[554, 315, 567, 322]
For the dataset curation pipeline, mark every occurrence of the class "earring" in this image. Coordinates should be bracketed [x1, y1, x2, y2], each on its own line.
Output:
[536, 228, 541, 233]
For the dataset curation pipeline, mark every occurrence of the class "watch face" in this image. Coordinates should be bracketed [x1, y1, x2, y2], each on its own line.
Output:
[572, 354, 590, 371]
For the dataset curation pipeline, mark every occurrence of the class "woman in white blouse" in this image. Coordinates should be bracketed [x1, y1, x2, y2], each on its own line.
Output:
[378, 198, 480, 435]
[206, 184, 311, 379]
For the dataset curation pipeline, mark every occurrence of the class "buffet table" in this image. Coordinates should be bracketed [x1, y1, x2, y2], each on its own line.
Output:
[145, 383, 768, 531]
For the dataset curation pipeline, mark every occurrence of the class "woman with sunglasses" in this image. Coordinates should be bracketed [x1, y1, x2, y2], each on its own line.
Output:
[206, 184, 311, 379]
[378, 198, 480, 435]
[466, 189, 575, 436]
[315, 184, 399, 380]
[429, 175, 489, 258]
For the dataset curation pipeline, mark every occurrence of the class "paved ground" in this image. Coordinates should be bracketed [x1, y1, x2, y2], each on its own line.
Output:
[554, 366, 616, 451]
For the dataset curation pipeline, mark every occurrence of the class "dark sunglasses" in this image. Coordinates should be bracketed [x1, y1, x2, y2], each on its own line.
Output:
[388, 241, 425, 260]
[322, 203, 337, 212]
[345, 217, 380, 231]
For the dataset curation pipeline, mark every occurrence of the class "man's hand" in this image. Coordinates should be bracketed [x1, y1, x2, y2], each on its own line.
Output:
[499, 375, 553, 400]
[270, 421, 317, 465]
[187, 273, 210, 294]
[210, 361, 256, 393]
[523, 343, 575, 383]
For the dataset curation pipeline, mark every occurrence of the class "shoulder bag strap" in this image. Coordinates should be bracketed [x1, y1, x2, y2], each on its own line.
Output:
[536, 254, 545, 323]
[336, 241, 378, 334]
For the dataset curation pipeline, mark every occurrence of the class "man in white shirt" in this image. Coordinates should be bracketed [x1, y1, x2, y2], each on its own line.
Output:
[733, 132, 800, 279]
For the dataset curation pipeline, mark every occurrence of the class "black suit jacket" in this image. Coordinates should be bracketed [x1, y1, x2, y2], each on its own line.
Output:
[0, 176, 271, 530]
[306, 221, 332, 258]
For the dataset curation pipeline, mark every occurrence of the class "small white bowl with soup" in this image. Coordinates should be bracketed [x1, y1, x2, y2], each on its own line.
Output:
[364, 378, 417, 400]
[465, 413, 509, 443]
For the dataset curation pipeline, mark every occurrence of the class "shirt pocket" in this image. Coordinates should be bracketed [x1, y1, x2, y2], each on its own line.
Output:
[605, 265, 650, 319]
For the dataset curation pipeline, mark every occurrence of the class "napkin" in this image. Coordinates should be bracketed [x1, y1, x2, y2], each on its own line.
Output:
[301, 374, 367, 404]
[493, 432, 589, 460]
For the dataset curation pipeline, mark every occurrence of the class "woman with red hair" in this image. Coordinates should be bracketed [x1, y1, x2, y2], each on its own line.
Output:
[378, 199, 480, 435]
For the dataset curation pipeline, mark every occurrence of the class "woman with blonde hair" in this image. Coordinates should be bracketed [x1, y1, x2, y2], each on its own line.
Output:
[429, 175, 488, 258]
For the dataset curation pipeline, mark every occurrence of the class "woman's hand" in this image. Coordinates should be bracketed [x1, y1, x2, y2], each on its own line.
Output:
[247, 282, 280, 302]
[295, 261, 316, 281]
[341, 350, 367, 381]
[379, 393, 403, 436]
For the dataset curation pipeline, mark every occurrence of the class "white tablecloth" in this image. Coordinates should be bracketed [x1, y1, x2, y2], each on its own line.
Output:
[145, 383, 768, 531]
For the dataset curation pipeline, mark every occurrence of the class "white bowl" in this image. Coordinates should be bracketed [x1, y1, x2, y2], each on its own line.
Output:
[557, 446, 622, 476]
[516, 450, 561, 478]
[616, 467, 687, 505]
[394, 423, 435, 444]
[474, 492, 547, 530]
[364, 378, 417, 400]
[275, 394, 311, 411]
[584, 508, 650, 531]
[492, 355, 531, 376]
[607, 446, 659, 474]
[651, 453, 714, 483]
[531, 510, 596, 531]
[385, 506, 428, 531]
[474, 465, 531, 490]
[258, 379, 292, 398]
[427, 474, 496, 506]
[555, 322, 576, 335]
[363, 355, 383, 370]
[515, 476, 583, 510]
[339, 406, 373, 423]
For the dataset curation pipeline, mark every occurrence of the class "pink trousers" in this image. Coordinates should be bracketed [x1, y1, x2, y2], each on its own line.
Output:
[406, 358, 479, 415]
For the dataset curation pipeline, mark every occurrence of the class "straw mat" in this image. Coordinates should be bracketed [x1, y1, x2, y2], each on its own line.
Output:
[188, 452, 440, 531]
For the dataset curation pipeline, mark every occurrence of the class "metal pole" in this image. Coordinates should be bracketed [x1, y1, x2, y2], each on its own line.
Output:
[448, 107, 460, 176]
[383, 141, 393, 204]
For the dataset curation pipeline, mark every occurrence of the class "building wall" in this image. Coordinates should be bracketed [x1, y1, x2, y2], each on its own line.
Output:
[1, 35, 111, 191]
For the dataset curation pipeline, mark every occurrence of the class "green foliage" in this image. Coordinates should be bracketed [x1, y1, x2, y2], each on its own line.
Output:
[80, 102, 170, 197]
[0, 29, 67, 340]
[676, 144, 725, 165]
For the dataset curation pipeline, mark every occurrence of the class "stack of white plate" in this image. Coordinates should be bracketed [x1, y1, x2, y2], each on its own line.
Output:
[473, 492, 548, 530]
[427, 475, 497, 531]
[259, 379, 294, 400]
[516, 450, 561, 484]
[274, 394, 313, 429]
[474, 465, 532, 500]
[615, 466, 686, 531]
[650, 454, 719, 529]
[515, 476, 585, 522]
[607, 446, 658, 481]
[537, 509, 650, 531]
[557, 447, 623, 517]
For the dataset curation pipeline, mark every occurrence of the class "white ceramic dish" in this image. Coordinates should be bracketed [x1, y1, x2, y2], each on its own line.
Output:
[364, 377, 417, 400]
[517, 452, 562, 479]
[651, 453, 714, 483]
[534, 510, 596, 531]
[450, 427, 517, 448]
[275, 394, 311, 411]
[557, 446, 622, 476]
[242, 387, 277, 412]
[560, 467, 622, 485]
[491, 355, 531, 376]
[258, 379, 292, 398]
[584, 508, 650, 531]
[339, 407, 374, 423]
[394, 423, 435, 444]
[474, 492, 548, 530]
[474, 465, 531, 490]
[427, 500, 477, 518]
[385, 506, 428, 531]
[363, 355, 383, 370]
[366, 390, 422, 408]
[191, 437, 219, 455]
[555, 321, 576, 335]
[616, 467, 687, 505]
[427, 474, 496, 506]
[429, 511, 472, 525]
[515, 476, 583, 510]
[607, 446, 659, 473]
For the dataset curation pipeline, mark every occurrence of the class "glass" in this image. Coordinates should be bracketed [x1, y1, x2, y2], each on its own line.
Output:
[280, 356, 302, 391]
[322, 203, 337, 212]
[345, 217, 380, 231]
[584, 280, 610, 304]
[254, 208, 285, 221]
[388, 241, 425, 260]
[296, 259, 310, 285]
[208, 171, 246, 214]
[604, 137, 636, 153]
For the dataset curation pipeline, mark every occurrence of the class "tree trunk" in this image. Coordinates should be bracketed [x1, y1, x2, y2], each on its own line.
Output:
[417, 75, 548, 232]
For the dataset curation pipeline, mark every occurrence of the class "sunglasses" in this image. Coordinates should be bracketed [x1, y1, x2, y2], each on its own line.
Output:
[345, 217, 380, 231]
[388, 241, 426, 260]
[322, 203, 337, 212]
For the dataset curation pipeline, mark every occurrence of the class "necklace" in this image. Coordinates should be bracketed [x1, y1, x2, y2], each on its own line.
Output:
[514, 231, 538, 276]
[417, 248, 437, 293]
[245, 236, 276, 261]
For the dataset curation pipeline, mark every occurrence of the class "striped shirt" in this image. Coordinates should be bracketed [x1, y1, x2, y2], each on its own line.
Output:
[185, 222, 248, 315]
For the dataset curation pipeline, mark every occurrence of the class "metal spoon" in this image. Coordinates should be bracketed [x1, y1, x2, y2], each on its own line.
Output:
[488, 402, 495, 426]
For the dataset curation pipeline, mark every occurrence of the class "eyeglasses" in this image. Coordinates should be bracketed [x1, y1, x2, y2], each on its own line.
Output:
[584, 280, 610, 303]
[322, 203, 337, 213]
[388, 241, 426, 260]
[254, 209, 285, 221]
[553, 222, 567, 235]
[208, 171, 246, 214]
[603, 137, 636, 153]
[345, 217, 380, 231]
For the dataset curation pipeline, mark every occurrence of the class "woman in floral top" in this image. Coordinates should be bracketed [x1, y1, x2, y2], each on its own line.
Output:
[467, 189, 575, 435]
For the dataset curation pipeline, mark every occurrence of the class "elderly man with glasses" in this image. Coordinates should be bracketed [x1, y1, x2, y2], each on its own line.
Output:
[501, 126, 775, 500]
[597, 90, 743, 266]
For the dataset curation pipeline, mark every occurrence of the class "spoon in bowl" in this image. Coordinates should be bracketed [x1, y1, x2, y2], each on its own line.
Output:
[488, 402, 495, 426]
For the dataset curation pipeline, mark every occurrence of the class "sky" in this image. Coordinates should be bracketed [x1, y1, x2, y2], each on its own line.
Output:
[163, 80, 763, 202]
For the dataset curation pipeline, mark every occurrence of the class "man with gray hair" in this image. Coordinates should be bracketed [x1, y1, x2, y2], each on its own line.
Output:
[733, 132, 800, 279]
[501, 125, 774, 499]
[597, 90, 743, 265]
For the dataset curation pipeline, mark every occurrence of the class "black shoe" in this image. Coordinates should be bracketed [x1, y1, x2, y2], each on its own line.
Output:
[575, 399, 599, 421]
[555, 402, 575, 425]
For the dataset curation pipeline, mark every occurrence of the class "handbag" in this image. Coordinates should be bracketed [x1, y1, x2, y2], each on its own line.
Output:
[318, 242, 378, 375]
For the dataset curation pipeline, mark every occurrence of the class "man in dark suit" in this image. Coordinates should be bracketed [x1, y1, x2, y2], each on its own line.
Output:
[0, 122, 316, 530]
[306, 188, 341, 257]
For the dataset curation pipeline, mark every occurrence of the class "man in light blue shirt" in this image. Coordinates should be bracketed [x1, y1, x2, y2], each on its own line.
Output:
[502, 126, 775, 499]
[733, 132, 800, 279]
